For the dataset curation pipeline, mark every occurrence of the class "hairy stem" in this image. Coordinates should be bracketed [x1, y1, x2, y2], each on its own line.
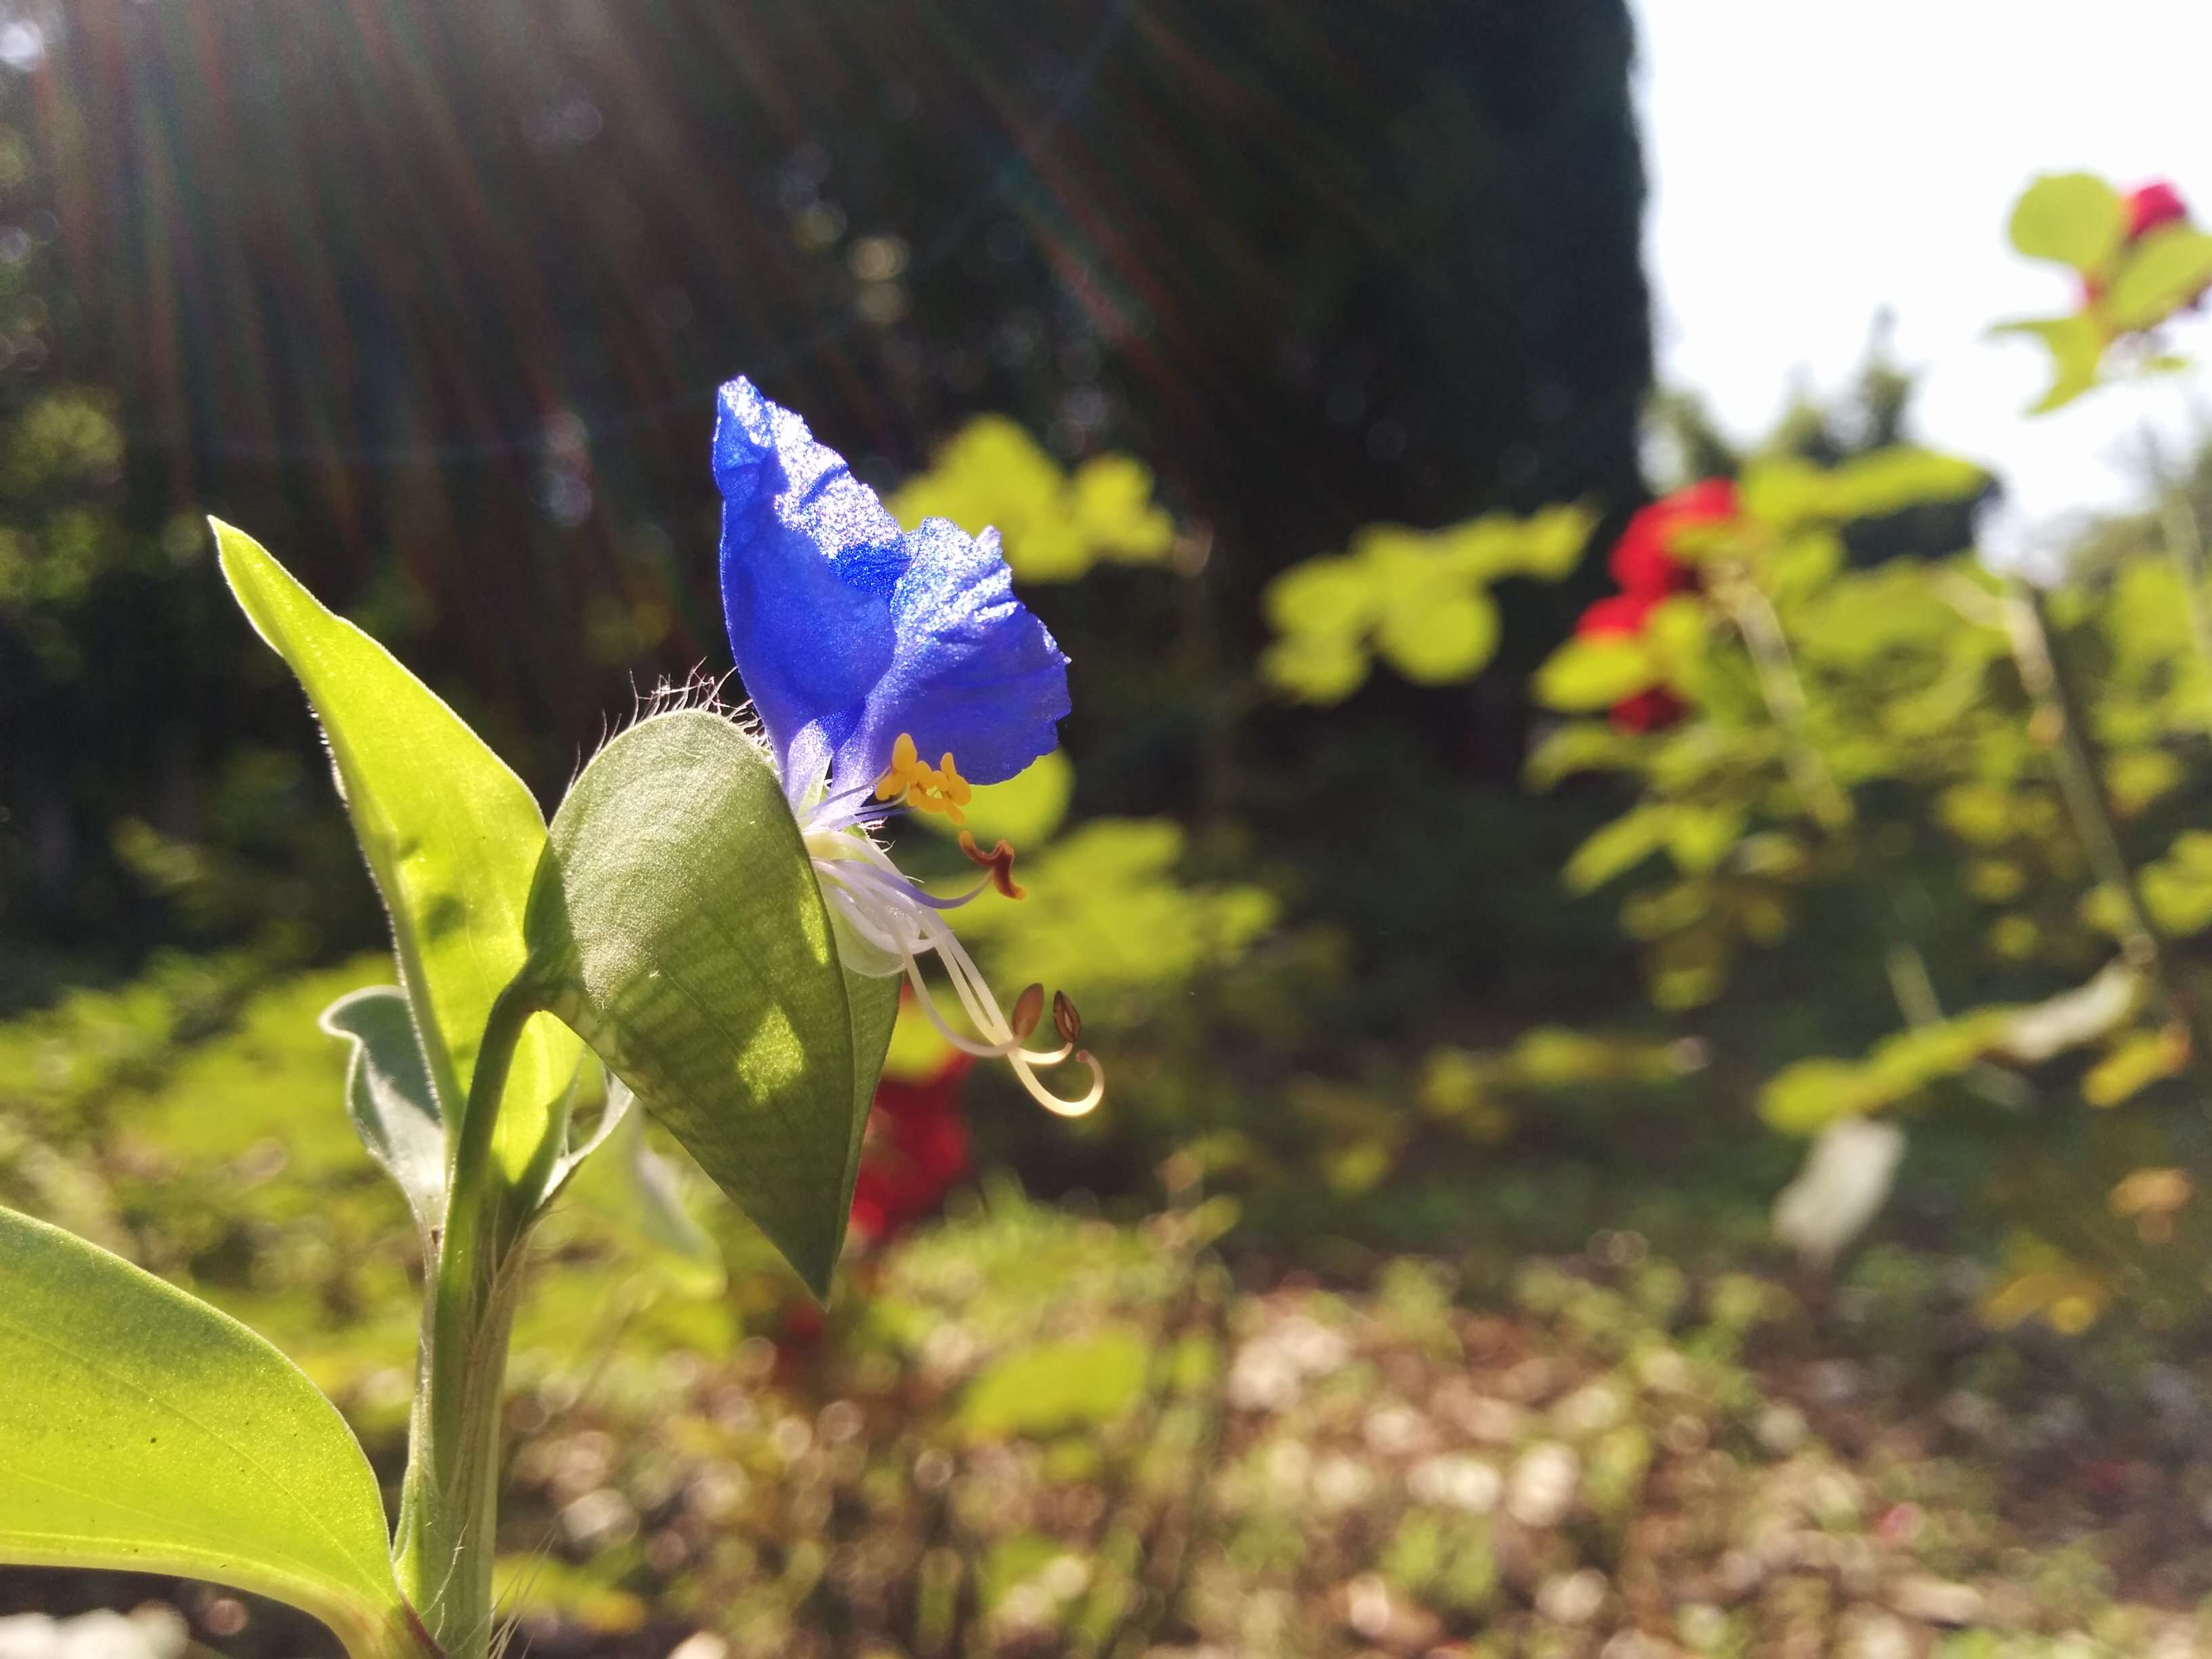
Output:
[328, 1601, 445, 1659]
[392, 983, 542, 1659]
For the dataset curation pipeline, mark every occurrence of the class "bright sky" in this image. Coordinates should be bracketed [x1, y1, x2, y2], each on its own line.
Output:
[1633, 1, 2212, 562]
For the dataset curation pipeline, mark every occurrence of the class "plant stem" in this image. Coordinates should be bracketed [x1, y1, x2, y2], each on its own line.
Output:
[330, 1600, 445, 1659]
[2158, 480, 2212, 739]
[2006, 587, 2159, 968]
[392, 983, 541, 1659]
[2005, 584, 2212, 1062]
[1717, 569, 1855, 835]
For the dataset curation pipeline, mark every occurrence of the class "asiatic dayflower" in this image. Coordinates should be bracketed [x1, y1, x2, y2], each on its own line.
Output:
[712, 375, 1101, 1116]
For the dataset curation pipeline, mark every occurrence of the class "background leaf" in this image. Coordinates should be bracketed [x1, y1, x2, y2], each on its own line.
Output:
[2007, 172, 2125, 271]
[215, 521, 582, 1193]
[2105, 226, 2212, 331]
[1991, 315, 2106, 413]
[1376, 588, 1500, 683]
[954, 1328, 1149, 1439]
[560, 1082, 728, 1294]
[518, 710, 895, 1297]
[0, 1206, 416, 1657]
[1532, 634, 1657, 712]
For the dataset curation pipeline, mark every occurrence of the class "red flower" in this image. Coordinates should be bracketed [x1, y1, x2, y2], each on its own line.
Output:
[848, 1048, 976, 1246]
[1608, 686, 1685, 733]
[2126, 180, 2190, 241]
[1575, 590, 1662, 638]
[1607, 479, 1738, 595]
[1572, 479, 1734, 736]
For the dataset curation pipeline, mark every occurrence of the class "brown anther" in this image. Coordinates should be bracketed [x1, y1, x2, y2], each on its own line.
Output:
[958, 830, 1025, 899]
[1052, 990, 1083, 1046]
[1010, 982, 1046, 1040]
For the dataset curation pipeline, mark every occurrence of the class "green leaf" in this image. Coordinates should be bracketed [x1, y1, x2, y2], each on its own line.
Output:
[1532, 633, 1656, 712]
[1737, 455, 1828, 529]
[1068, 454, 1176, 565]
[1759, 1010, 2013, 1134]
[949, 817, 1279, 1008]
[1563, 806, 1673, 894]
[1665, 805, 1743, 875]
[1759, 1057, 1871, 1135]
[319, 986, 443, 1245]
[2139, 830, 2212, 937]
[954, 1328, 1150, 1439]
[1991, 315, 2106, 413]
[2082, 1026, 2189, 1107]
[1261, 630, 1370, 703]
[0, 1206, 417, 1658]
[1440, 506, 1594, 583]
[1376, 588, 1499, 683]
[1263, 554, 1374, 637]
[1524, 722, 1641, 791]
[2008, 173, 2125, 271]
[516, 709, 896, 1297]
[563, 1082, 726, 1292]
[214, 521, 581, 1190]
[1504, 504, 1597, 582]
[2106, 226, 2212, 331]
[1824, 449, 1988, 518]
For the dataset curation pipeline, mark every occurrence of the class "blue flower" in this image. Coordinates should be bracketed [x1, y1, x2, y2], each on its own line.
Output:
[713, 375, 1069, 808]
[712, 375, 1099, 1117]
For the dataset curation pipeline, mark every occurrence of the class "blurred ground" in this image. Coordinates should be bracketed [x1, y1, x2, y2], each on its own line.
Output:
[6, 960, 2212, 1658]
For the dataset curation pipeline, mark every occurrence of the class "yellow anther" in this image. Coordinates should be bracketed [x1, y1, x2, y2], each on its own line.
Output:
[874, 733, 921, 802]
[873, 732, 968, 823]
[938, 752, 973, 807]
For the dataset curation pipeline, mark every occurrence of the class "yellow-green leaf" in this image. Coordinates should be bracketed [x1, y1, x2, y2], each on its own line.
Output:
[1563, 806, 1673, 893]
[2008, 173, 2125, 271]
[2106, 226, 2212, 332]
[1261, 630, 1370, 703]
[2083, 1027, 2190, 1108]
[1991, 314, 2106, 413]
[1533, 633, 1657, 712]
[1376, 589, 1500, 683]
[214, 521, 581, 1191]
[0, 1206, 419, 1658]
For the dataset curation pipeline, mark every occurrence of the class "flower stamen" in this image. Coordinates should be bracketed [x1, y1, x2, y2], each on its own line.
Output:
[959, 830, 1025, 899]
[874, 732, 973, 824]
[802, 799, 1101, 1118]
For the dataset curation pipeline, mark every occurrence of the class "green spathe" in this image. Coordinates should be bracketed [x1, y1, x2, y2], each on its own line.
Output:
[0, 1206, 420, 1658]
[515, 709, 900, 1297]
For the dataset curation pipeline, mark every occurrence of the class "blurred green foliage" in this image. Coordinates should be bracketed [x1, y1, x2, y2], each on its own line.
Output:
[1261, 507, 1594, 702]
[1996, 171, 2212, 411]
[889, 417, 1176, 583]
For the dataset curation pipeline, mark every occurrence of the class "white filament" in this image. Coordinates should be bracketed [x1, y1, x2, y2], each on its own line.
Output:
[802, 800, 1103, 1118]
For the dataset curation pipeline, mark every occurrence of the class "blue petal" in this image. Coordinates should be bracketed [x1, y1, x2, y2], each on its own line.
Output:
[714, 377, 905, 790]
[833, 518, 1070, 790]
[714, 376, 1069, 798]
